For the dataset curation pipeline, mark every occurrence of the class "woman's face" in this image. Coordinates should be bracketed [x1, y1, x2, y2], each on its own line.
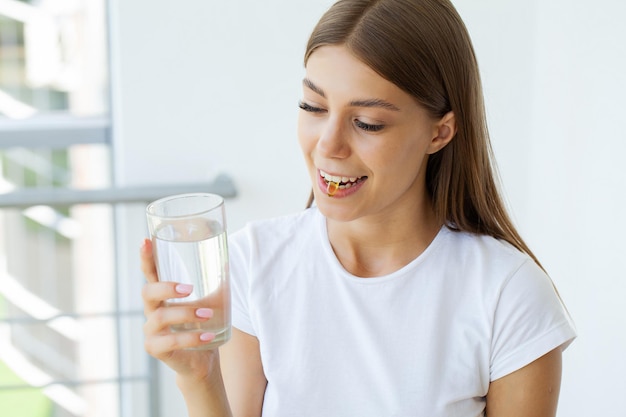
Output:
[298, 45, 452, 223]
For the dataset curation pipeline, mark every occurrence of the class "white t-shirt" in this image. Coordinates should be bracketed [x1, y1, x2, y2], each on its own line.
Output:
[229, 207, 576, 417]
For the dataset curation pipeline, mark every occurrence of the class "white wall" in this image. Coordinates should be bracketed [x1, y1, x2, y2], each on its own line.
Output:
[109, 1, 626, 416]
[456, 1, 626, 416]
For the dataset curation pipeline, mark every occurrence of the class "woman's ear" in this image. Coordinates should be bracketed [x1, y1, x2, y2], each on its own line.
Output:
[427, 111, 457, 154]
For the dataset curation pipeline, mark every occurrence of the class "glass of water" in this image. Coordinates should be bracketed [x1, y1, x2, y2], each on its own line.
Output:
[146, 193, 231, 350]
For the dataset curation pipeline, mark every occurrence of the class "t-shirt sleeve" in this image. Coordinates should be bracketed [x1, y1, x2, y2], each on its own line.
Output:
[228, 227, 256, 336]
[490, 259, 577, 381]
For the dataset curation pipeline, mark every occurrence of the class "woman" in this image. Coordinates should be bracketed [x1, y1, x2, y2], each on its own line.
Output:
[141, 0, 576, 416]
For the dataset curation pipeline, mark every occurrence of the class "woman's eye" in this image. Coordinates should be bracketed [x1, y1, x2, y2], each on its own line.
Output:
[298, 101, 325, 113]
[354, 119, 384, 132]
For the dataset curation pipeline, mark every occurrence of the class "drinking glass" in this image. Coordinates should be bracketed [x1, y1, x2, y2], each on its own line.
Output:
[146, 193, 231, 350]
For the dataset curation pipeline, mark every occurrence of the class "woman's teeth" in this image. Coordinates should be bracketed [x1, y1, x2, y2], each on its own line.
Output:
[319, 170, 365, 189]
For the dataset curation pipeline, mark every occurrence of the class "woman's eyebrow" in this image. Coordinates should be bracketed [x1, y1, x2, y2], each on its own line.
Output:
[302, 78, 400, 111]
[303, 78, 326, 97]
[349, 98, 400, 111]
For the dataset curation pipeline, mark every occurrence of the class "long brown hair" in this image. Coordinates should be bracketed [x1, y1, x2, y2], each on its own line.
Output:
[304, 0, 541, 266]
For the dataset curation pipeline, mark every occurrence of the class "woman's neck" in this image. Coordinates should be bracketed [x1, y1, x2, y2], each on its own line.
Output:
[325, 198, 442, 278]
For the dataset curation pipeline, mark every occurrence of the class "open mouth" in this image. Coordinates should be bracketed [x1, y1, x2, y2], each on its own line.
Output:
[319, 170, 367, 190]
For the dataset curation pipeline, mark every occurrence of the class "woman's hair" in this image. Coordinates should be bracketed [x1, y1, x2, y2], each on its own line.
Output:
[304, 0, 541, 266]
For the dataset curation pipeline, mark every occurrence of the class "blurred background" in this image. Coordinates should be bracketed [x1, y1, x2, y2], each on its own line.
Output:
[0, 0, 624, 416]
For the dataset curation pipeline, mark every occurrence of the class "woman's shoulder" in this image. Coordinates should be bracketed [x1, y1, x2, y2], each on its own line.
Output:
[441, 226, 527, 255]
[437, 227, 538, 282]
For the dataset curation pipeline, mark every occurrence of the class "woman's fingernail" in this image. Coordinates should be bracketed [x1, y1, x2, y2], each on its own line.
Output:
[195, 308, 213, 318]
[199, 332, 215, 342]
[175, 284, 193, 294]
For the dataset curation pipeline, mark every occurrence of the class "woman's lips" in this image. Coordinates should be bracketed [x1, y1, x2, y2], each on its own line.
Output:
[317, 169, 367, 198]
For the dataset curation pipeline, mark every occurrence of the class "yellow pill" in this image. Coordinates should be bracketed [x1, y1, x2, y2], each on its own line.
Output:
[327, 181, 339, 196]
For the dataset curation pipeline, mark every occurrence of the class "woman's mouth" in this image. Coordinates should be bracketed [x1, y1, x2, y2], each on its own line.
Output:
[319, 170, 367, 196]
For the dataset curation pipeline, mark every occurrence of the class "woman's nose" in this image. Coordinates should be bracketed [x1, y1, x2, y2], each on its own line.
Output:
[316, 118, 350, 159]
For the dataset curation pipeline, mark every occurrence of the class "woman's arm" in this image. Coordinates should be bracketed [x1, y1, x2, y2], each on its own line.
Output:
[175, 332, 266, 417]
[221, 328, 267, 417]
[486, 347, 563, 417]
[174, 356, 233, 417]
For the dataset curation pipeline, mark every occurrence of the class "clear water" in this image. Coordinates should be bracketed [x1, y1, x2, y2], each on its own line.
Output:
[153, 221, 231, 350]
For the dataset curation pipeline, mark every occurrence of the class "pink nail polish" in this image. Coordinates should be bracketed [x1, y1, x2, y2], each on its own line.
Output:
[141, 238, 151, 252]
[195, 308, 213, 318]
[175, 284, 193, 294]
[200, 332, 215, 342]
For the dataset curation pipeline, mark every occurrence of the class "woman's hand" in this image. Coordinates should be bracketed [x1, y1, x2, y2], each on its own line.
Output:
[141, 238, 265, 417]
[140, 238, 220, 381]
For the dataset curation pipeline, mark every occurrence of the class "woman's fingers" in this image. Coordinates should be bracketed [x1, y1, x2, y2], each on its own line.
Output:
[143, 305, 216, 356]
[143, 304, 213, 334]
[140, 239, 218, 359]
[141, 281, 194, 315]
[140, 238, 158, 283]
[144, 331, 217, 358]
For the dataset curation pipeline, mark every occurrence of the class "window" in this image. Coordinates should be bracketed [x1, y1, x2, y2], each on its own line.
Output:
[0, 2, 155, 416]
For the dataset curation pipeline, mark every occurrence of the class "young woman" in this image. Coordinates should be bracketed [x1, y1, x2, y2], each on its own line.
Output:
[141, 1, 576, 416]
